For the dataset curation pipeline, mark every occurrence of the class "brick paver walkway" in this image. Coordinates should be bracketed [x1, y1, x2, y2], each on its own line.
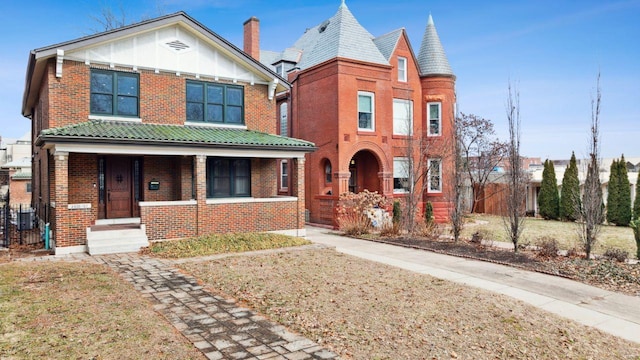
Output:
[16, 252, 339, 360]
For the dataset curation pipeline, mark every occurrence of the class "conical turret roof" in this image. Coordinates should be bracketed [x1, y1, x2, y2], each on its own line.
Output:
[417, 14, 453, 76]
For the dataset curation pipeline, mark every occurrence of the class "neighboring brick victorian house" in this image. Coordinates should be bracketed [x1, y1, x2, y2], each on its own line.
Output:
[251, 2, 456, 225]
[22, 12, 314, 255]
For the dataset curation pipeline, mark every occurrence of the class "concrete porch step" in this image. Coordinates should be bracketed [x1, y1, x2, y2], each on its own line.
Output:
[87, 223, 149, 255]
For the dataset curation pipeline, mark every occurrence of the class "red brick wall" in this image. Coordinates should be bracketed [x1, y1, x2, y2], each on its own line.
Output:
[141, 203, 197, 241]
[143, 156, 181, 202]
[199, 201, 298, 235]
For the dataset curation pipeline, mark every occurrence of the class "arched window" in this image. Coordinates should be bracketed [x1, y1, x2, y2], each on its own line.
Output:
[324, 160, 332, 183]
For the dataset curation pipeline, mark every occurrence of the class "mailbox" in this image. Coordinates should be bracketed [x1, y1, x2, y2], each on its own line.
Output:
[148, 181, 160, 190]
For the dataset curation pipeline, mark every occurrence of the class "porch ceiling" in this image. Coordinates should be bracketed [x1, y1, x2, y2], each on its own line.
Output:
[37, 120, 316, 152]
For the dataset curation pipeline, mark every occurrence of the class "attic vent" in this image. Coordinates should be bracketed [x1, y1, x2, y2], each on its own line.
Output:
[318, 20, 330, 33]
[166, 40, 190, 51]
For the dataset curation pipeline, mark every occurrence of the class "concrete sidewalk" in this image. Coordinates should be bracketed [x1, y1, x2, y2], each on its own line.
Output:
[305, 225, 640, 344]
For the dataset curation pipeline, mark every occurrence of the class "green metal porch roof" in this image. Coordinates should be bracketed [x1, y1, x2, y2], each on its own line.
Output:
[38, 120, 315, 151]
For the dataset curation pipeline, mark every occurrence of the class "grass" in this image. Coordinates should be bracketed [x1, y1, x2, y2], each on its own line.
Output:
[147, 232, 311, 258]
[180, 248, 640, 359]
[460, 214, 638, 257]
[0, 261, 202, 359]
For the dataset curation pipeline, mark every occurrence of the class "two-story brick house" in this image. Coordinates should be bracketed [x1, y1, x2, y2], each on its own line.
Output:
[22, 12, 315, 255]
[253, 2, 456, 225]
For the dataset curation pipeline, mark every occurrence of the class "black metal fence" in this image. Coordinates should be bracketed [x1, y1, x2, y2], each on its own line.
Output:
[0, 202, 47, 248]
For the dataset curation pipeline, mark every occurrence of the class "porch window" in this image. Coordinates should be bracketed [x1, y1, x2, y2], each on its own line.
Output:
[393, 99, 413, 135]
[187, 81, 244, 124]
[358, 91, 374, 131]
[206, 158, 250, 197]
[280, 160, 288, 191]
[428, 158, 442, 193]
[427, 102, 441, 136]
[393, 157, 410, 193]
[90, 70, 139, 117]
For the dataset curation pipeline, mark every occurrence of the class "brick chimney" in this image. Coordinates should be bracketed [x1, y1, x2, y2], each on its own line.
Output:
[243, 17, 260, 60]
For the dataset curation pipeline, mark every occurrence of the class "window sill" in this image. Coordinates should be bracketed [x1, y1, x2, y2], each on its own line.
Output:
[139, 200, 197, 207]
[206, 196, 297, 205]
[357, 131, 376, 136]
[89, 115, 141, 122]
[185, 121, 247, 130]
[392, 134, 412, 139]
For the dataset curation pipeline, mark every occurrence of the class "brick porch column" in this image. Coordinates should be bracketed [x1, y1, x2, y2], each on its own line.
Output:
[53, 151, 69, 247]
[379, 171, 393, 196]
[194, 155, 207, 236]
[292, 157, 306, 229]
[336, 171, 351, 195]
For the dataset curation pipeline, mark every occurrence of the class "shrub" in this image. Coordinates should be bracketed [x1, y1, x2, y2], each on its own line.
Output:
[336, 190, 387, 236]
[602, 247, 628, 263]
[536, 236, 559, 258]
[380, 221, 400, 236]
[418, 221, 441, 240]
[470, 231, 484, 244]
[392, 201, 402, 225]
[424, 202, 434, 224]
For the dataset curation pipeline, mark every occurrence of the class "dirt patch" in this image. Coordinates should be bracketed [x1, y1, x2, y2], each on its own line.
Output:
[181, 249, 640, 359]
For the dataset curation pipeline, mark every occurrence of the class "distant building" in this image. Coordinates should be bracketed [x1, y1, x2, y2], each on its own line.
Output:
[0, 133, 32, 206]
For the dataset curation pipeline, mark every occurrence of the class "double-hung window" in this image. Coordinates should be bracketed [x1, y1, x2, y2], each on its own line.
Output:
[393, 157, 410, 193]
[280, 102, 288, 136]
[90, 70, 139, 117]
[358, 91, 374, 131]
[280, 160, 288, 191]
[393, 99, 413, 135]
[206, 158, 251, 197]
[397, 56, 407, 82]
[187, 81, 244, 124]
[428, 158, 442, 193]
[427, 102, 441, 136]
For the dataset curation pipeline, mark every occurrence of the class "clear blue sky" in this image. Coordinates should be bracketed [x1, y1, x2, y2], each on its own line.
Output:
[1, 0, 638, 159]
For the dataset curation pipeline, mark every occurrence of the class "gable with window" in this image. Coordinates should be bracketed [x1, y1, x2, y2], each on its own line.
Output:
[393, 157, 410, 193]
[393, 99, 413, 135]
[427, 102, 441, 136]
[357, 91, 375, 131]
[187, 81, 244, 125]
[90, 69, 139, 117]
[428, 158, 442, 193]
[397, 56, 407, 82]
[206, 158, 250, 197]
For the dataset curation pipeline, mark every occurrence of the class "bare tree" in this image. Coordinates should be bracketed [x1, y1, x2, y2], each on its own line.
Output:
[90, 3, 127, 32]
[503, 81, 527, 252]
[458, 113, 508, 213]
[448, 101, 466, 241]
[577, 73, 604, 259]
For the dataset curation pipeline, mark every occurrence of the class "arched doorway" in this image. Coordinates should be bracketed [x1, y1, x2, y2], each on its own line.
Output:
[348, 150, 380, 193]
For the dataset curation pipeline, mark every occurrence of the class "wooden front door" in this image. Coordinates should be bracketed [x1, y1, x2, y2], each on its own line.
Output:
[106, 157, 132, 218]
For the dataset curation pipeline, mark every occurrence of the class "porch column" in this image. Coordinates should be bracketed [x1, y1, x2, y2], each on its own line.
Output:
[336, 171, 351, 195]
[379, 171, 393, 195]
[194, 155, 207, 236]
[292, 157, 306, 229]
[53, 151, 69, 247]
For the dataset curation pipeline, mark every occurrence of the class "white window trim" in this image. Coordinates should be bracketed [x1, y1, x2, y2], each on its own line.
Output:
[398, 56, 407, 82]
[357, 91, 375, 132]
[393, 157, 410, 194]
[393, 98, 413, 136]
[427, 102, 442, 137]
[280, 159, 289, 191]
[428, 158, 442, 193]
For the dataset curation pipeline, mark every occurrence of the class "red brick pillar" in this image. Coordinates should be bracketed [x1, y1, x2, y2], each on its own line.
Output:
[336, 171, 351, 195]
[53, 151, 69, 247]
[379, 171, 393, 195]
[195, 155, 207, 236]
[292, 157, 306, 229]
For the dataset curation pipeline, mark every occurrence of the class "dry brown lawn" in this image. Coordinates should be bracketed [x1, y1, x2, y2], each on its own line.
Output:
[181, 248, 640, 360]
[0, 261, 203, 359]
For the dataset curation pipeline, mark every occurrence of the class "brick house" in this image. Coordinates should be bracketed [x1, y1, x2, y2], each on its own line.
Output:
[22, 12, 314, 255]
[251, 2, 456, 225]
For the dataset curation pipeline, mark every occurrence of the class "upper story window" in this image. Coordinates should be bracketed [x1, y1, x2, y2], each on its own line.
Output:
[90, 70, 139, 117]
[206, 157, 250, 198]
[324, 160, 332, 183]
[427, 102, 441, 136]
[397, 57, 407, 82]
[275, 64, 284, 77]
[358, 91, 375, 131]
[393, 99, 413, 135]
[428, 158, 442, 193]
[280, 102, 288, 136]
[187, 80, 244, 124]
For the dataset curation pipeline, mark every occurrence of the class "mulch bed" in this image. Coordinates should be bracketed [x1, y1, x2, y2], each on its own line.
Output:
[369, 235, 640, 297]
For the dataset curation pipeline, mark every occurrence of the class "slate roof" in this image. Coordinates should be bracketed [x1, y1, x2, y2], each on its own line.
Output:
[38, 120, 316, 151]
[417, 15, 454, 76]
[289, 2, 389, 70]
[373, 29, 403, 61]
